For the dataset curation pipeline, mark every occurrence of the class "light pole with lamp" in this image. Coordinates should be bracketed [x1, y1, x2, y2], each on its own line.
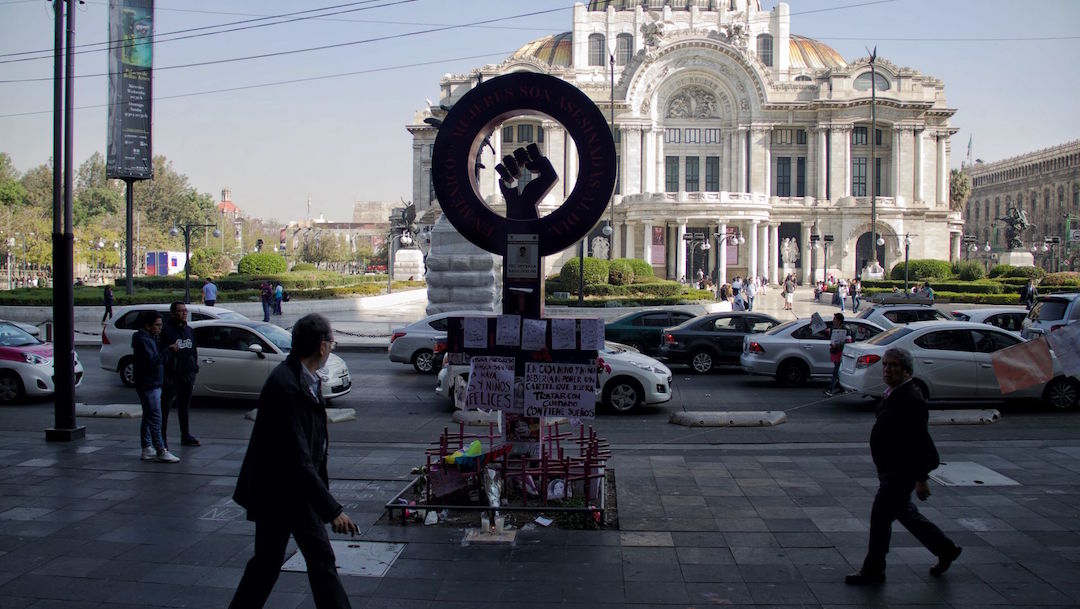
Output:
[901, 233, 918, 293]
[822, 234, 835, 282]
[714, 229, 745, 287]
[577, 224, 612, 305]
[608, 50, 616, 260]
[386, 229, 414, 295]
[682, 233, 710, 286]
[170, 222, 221, 303]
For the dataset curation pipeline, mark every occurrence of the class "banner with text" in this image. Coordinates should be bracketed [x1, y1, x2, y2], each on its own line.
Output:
[524, 362, 596, 419]
[106, 0, 154, 179]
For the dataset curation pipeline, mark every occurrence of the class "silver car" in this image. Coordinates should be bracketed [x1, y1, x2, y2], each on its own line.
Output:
[740, 318, 884, 386]
[189, 320, 351, 401]
[855, 303, 952, 329]
[948, 307, 1028, 334]
[388, 311, 495, 374]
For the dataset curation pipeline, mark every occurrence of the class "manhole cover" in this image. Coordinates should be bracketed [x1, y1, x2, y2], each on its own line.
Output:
[281, 540, 405, 577]
[929, 461, 1019, 487]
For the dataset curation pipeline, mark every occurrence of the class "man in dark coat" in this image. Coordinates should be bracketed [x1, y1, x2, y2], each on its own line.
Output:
[229, 313, 357, 609]
[845, 347, 962, 585]
[161, 302, 200, 448]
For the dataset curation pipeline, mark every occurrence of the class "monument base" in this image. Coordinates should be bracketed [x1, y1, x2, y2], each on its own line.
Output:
[997, 250, 1035, 268]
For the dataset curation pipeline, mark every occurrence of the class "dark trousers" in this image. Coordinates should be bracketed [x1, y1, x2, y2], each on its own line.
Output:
[829, 361, 841, 393]
[861, 474, 954, 573]
[229, 512, 351, 609]
[161, 374, 195, 448]
[102, 305, 112, 322]
[261, 300, 271, 322]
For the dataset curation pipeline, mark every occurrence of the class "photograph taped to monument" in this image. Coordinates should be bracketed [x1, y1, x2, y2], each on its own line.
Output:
[430, 72, 616, 256]
[506, 234, 539, 280]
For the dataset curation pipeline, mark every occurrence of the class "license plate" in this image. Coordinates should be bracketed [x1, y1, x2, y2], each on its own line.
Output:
[841, 356, 855, 373]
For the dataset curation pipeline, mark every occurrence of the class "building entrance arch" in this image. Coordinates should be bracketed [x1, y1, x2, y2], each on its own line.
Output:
[855, 232, 887, 277]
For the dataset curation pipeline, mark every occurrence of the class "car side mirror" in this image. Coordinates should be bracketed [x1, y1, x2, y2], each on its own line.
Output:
[248, 343, 265, 359]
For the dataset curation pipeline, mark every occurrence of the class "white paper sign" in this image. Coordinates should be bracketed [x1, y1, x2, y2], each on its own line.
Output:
[1046, 322, 1080, 376]
[463, 316, 488, 349]
[496, 314, 521, 347]
[464, 356, 516, 411]
[521, 318, 548, 351]
[523, 362, 596, 419]
[579, 317, 605, 350]
[809, 312, 827, 334]
[829, 328, 847, 346]
[551, 318, 577, 350]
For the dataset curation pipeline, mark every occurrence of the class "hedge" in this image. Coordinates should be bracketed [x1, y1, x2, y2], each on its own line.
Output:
[615, 258, 654, 280]
[559, 257, 610, 290]
[889, 259, 952, 281]
[608, 259, 634, 286]
[0, 281, 427, 306]
[290, 262, 317, 272]
[1041, 272, 1080, 286]
[921, 281, 1002, 294]
[237, 252, 288, 275]
[1003, 266, 1047, 280]
[582, 282, 683, 297]
[951, 260, 986, 281]
[988, 264, 1012, 278]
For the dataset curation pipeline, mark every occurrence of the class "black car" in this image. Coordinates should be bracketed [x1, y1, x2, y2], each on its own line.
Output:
[658, 312, 781, 373]
[604, 308, 698, 356]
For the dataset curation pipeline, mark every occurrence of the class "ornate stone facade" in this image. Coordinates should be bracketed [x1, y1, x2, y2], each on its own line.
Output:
[962, 140, 1080, 270]
[407, 1, 962, 283]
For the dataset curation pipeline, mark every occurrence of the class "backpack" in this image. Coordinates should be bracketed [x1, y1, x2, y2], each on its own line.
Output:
[282, 291, 291, 302]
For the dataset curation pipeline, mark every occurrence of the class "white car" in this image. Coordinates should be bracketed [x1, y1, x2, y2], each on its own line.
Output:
[435, 342, 672, 414]
[189, 319, 351, 401]
[948, 307, 1028, 334]
[388, 310, 496, 374]
[100, 304, 247, 386]
[740, 318, 885, 386]
[838, 321, 1078, 410]
[855, 303, 952, 329]
[0, 320, 84, 403]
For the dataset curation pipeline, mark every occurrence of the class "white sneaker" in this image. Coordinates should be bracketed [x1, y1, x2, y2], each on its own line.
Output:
[156, 449, 180, 463]
[140, 447, 156, 461]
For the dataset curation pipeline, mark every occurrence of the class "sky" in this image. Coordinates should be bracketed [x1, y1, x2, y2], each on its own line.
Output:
[1, 0, 1078, 224]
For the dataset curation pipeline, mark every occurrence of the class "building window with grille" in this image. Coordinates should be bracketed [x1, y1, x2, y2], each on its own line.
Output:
[853, 127, 868, 146]
[874, 157, 882, 196]
[796, 157, 806, 197]
[502, 126, 513, 143]
[1046, 189, 1051, 211]
[537, 126, 544, 143]
[664, 128, 681, 144]
[757, 34, 773, 67]
[589, 34, 606, 66]
[796, 129, 807, 145]
[685, 128, 701, 144]
[615, 155, 621, 195]
[704, 128, 721, 144]
[517, 124, 533, 143]
[774, 129, 793, 145]
[615, 33, 633, 66]
[852, 158, 867, 196]
[776, 157, 791, 196]
[665, 156, 680, 192]
[875, 129, 883, 146]
[705, 156, 720, 192]
[685, 157, 700, 192]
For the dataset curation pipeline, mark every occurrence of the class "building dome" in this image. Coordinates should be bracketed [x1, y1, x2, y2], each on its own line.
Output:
[789, 34, 846, 69]
[507, 32, 572, 67]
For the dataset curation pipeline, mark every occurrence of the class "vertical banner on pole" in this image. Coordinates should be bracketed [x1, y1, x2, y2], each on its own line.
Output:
[106, 0, 154, 180]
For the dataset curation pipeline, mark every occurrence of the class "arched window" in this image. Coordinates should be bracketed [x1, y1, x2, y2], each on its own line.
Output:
[794, 75, 812, 82]
[588, 33, 606, 66]
[853, 72, 891, 91]
[757, 34, 773, 67]
[615, 33, 633, 66]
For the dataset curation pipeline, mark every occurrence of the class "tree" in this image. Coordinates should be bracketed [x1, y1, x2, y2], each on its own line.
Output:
[0, 153, 26, 209]
[74, 152, 124, 226]
[950, 168, 971, 213]
[19, 161, 53, 210]
[188, 247, 231, 278]
[133, 155, 216, 228]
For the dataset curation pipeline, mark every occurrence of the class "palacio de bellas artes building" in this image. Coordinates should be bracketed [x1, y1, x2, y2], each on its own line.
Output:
[408, 0, 962, 284]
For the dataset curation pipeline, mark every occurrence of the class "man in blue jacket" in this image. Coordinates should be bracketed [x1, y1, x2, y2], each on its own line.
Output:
[229, 313, 357, 609]
[161, 302, 200, 448]
[132, 311, 180, 463]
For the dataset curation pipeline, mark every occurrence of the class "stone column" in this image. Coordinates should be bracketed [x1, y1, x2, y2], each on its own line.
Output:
[936, 133, 948, 207]
[624, 221, 635, 259]
[656, 129, 666, 194]
[717, 222, 728, 285]
[914, 129, 925, 202]
[829, 126, 850, 201]
[676, 221, 687, 280]
[721, 130, 731, 191]
[564, 128, 578, 200]
[891, 126, 901, 198]
[816, 126, 828, 200]
[950, 232, 961, 262]
[738, 127, 749, 192]
[642, 221, 652, 265]
[610, 217, 619, 258]
[749, 126, 768, 194]
[800, 222, 812, 283]
[622, 124, 642, 196]
[643, 127, 656, 193]
[764, 129, 772, 197]
[758, 222, 769, 281]
[748, 220, 760, 279]
[897, 126, 914, 205]
[769, 223, 780, 283]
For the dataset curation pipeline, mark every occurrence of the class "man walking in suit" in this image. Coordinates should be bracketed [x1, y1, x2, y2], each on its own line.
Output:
[845, 347, 962, 585]
[229, 313, 358, 608]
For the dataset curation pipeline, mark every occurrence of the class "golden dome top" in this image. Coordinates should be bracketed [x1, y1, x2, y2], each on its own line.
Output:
[507, 32, 572, 68]
[789, 35, 846, 69]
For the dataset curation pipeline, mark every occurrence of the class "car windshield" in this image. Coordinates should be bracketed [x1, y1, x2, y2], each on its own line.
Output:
[766, 320, 801, 335]
[602, 341, 632, 354]
[0, 322, 40, 347]
[251, 323, 292, 352]
[1030, 299, 1068, 322]
[856, 308, 875, 319]
[217, 311, 247, 320]
[865, 326, 913, 346]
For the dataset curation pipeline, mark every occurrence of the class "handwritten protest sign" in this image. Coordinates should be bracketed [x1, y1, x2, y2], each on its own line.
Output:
[523, 362, 596, 419]
[522, 318, 548, 351]
[495, 314, 521, 347]
[1046, 322, 1080, 376]
[990, 337, 1052, 394]
[465, 356, 516, 410]
[551, 318, 577, 350]
[579, 317, 605, 350]
[809, 312, 827, 334]
[463, 316, 488, 348]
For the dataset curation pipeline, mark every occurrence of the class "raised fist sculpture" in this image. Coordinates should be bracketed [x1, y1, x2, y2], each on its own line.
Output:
[495, 143, 558, 221]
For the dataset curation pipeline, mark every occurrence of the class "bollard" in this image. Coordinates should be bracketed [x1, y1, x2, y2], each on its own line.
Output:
[45, 322, 53, 343]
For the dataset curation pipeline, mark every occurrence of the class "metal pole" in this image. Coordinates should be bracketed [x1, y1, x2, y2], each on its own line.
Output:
[904, 238, 910, 293]
[608, 53, 615, 260]
[387, 233, 394, 294]
[578, 238, 585, 305]
[124, 180, 134, 294]
[183, 227, 191, 303]
[869, 47, 878, 267]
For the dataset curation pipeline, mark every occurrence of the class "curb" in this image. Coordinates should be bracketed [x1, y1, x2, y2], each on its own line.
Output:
[669, 411, 788, 427]
[929, 409, 1001, 425]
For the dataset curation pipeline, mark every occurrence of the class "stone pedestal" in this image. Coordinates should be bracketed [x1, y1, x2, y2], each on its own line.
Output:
[423, 214, 501, 315]
[393, 249, 424, 281]
[997, 250, 1035, 268]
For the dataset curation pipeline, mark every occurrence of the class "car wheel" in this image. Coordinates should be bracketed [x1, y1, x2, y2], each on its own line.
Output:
[776, 359, 810, 387]
[1042, 376, 1079, 410]
[689, 350, 715, 374]
[0, 370, 24, 403]
[119, 357, 135, 387]
[911, 379, 930, 401]
[604, 376, 644, 414]
[411, 349, 436, 374]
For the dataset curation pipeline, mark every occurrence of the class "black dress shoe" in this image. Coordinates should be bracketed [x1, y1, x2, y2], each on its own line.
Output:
[180, 435, 201, 447]
[844, 570, 886, 585]
[930, 545, 962, 577]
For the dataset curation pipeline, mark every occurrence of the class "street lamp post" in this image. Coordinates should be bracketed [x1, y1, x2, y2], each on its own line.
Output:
[902, 233, 918, 293]
[713, 229, 745, 288]
[868, 46, 880, 271]
[822, 234, 835, 282]
[170, 222, 221, 303]
[608, 51, 616, 260]
[682, 233, 711, 285]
